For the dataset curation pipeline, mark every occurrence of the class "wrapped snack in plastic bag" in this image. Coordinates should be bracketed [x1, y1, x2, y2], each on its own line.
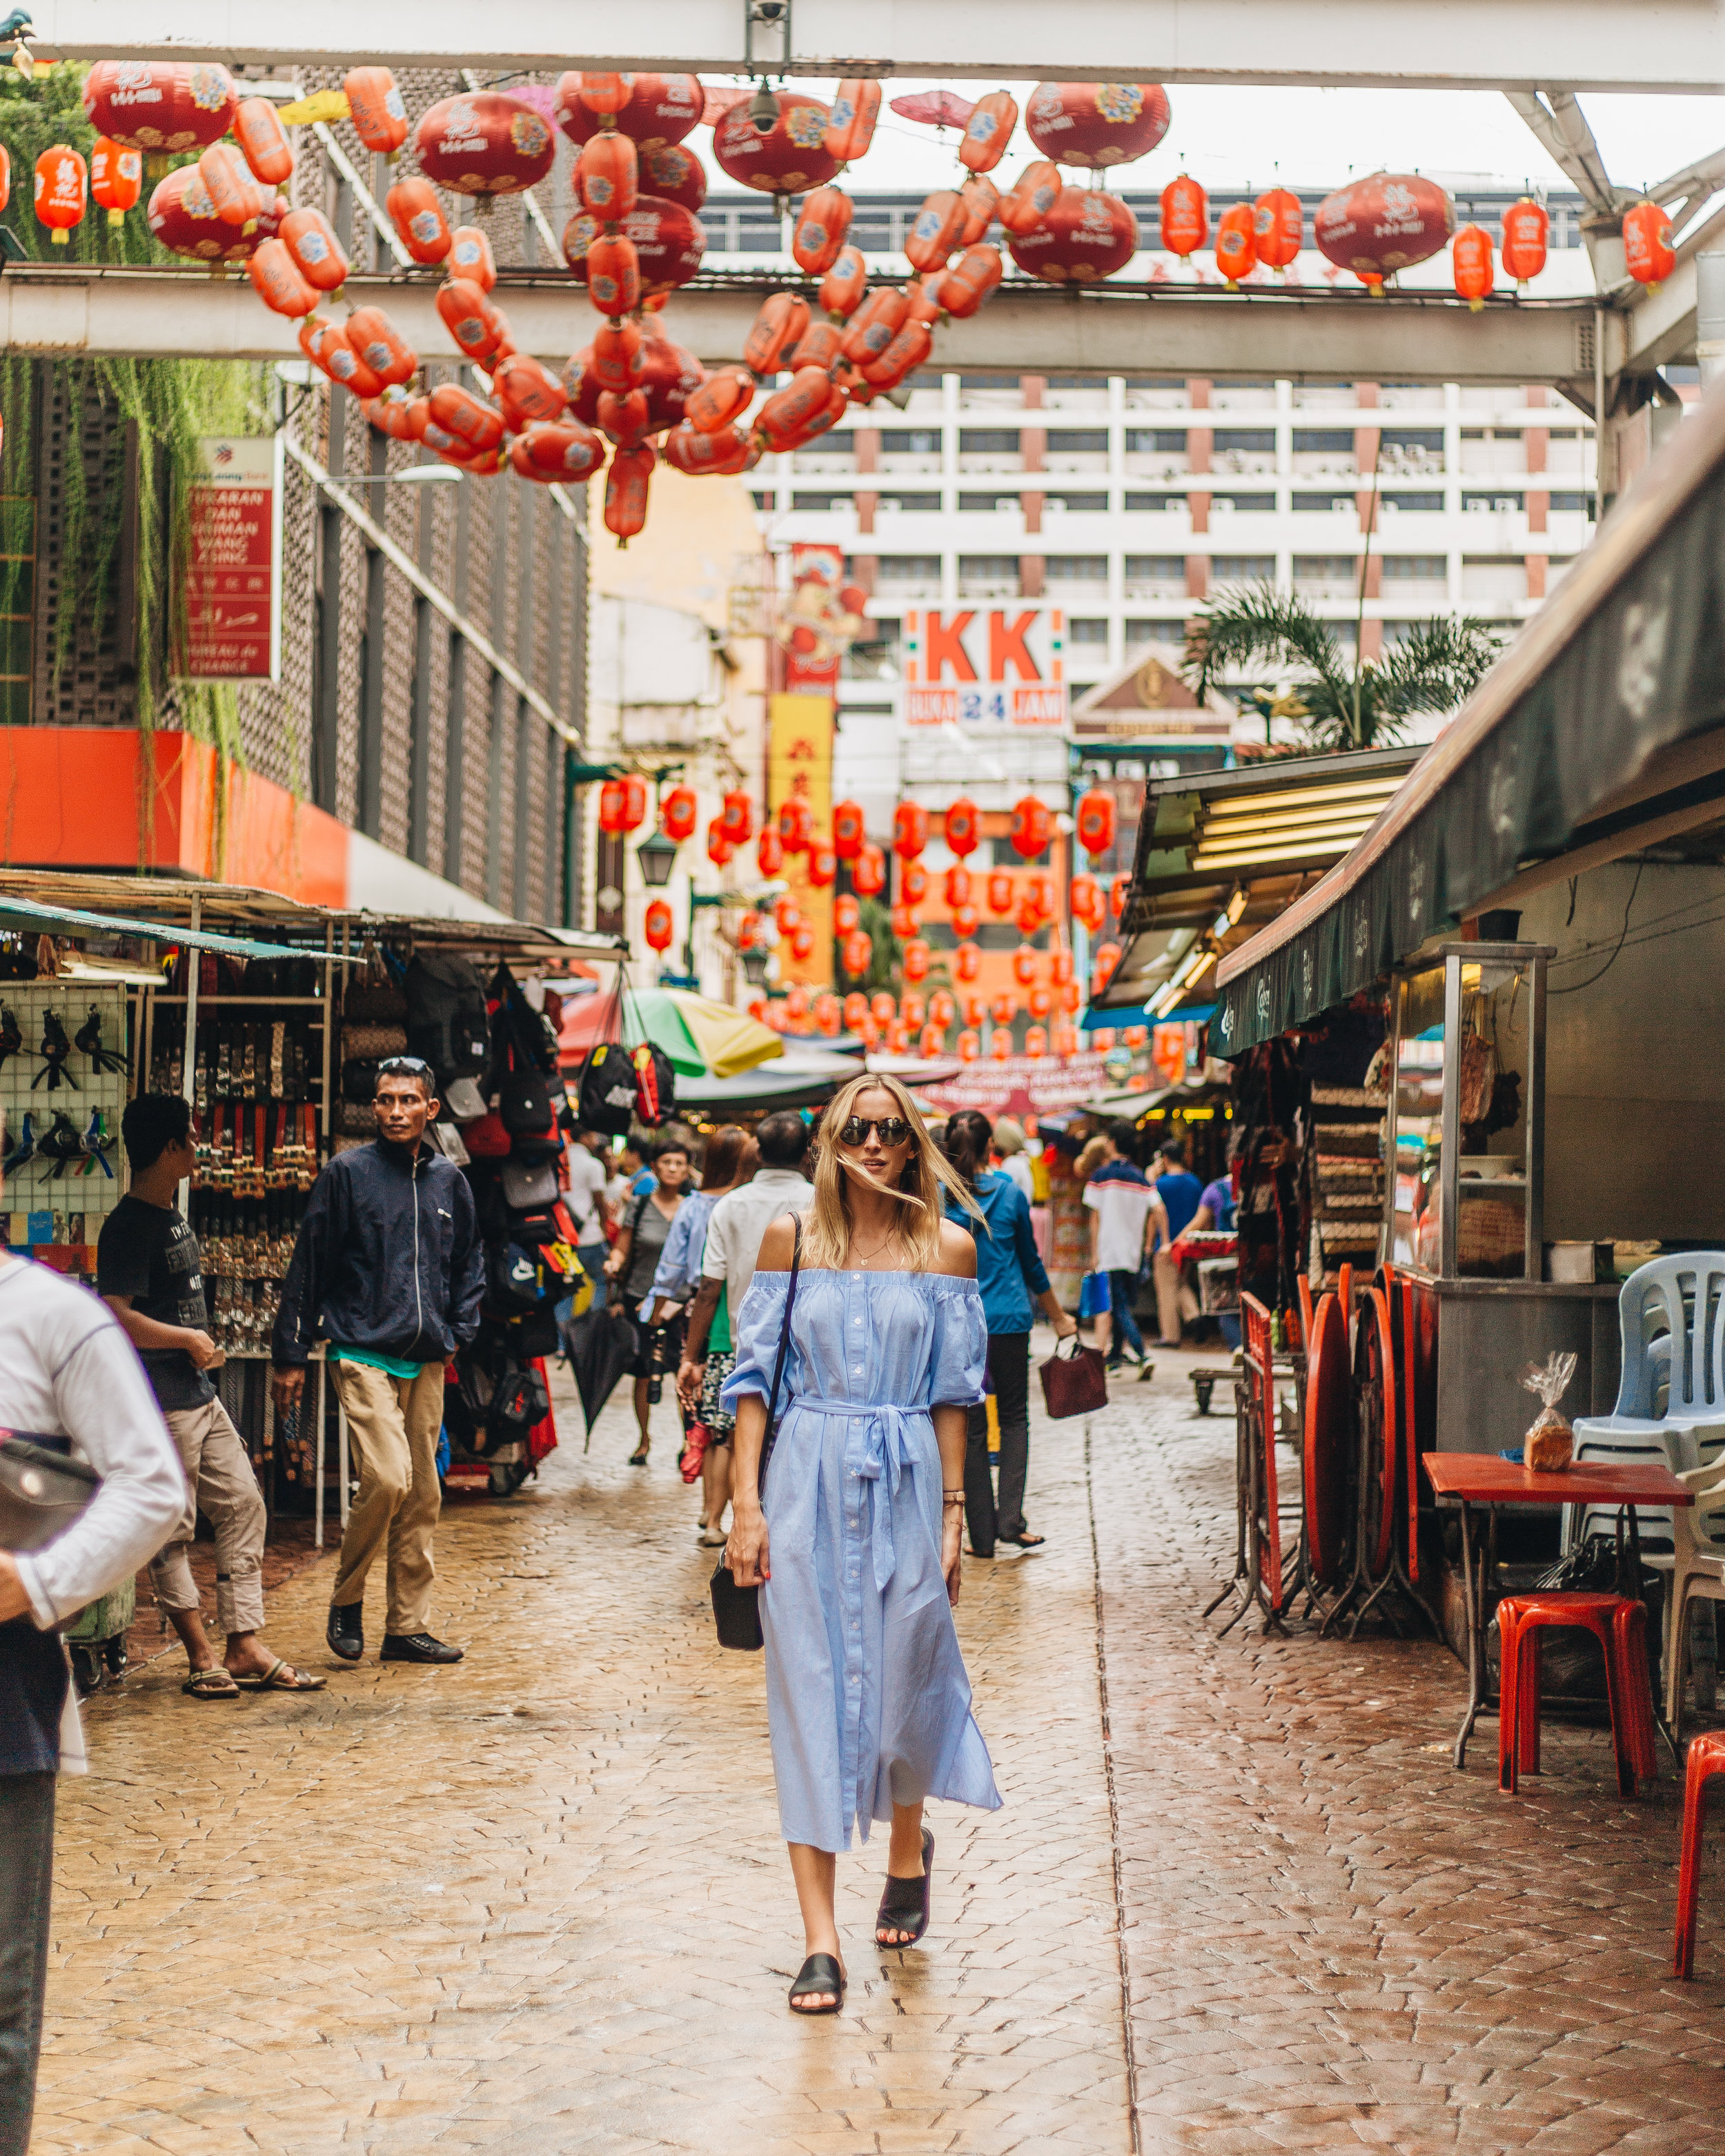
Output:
[1522, 1349, 1578, 1470]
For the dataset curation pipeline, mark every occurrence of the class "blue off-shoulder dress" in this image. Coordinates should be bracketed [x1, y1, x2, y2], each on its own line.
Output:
[722, 1267, 1004, 1853]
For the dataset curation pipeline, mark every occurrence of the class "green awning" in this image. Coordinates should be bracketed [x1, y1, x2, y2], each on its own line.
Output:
[0, 890, 336, 964]
[1215, 385, 1725, 1056]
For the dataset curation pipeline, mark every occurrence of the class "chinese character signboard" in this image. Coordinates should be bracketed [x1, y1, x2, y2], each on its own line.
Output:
[767, 692, 834, 987]
[177, 435, 282, 683]
[782, 541, 845, 693]
[900, 605, 1067, 728]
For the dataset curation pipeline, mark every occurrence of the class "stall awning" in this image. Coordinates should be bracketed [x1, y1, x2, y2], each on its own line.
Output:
[0, 887, 334, 963]
[1215, 384, 1725, 1055]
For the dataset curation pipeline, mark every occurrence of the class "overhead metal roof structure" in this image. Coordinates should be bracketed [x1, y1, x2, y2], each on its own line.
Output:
[28, 0, 1725, 92]
[1214, 381, 1725, 1054]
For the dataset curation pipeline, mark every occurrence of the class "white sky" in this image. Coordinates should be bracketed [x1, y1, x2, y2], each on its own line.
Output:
[692, 81, 1725, 203]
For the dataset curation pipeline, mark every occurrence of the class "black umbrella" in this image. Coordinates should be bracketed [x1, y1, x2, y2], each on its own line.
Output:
[562, 1305, 637, 1447]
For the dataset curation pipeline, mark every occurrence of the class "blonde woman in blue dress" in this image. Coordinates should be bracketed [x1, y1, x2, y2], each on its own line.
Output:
[722, 1074, 1001, 2014]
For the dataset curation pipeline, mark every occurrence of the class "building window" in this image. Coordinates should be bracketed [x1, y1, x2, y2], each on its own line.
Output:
[1213, 430, 1275, 453]
[844, 619, 902, 680]
[958, 555, 1020, 595]
[1125, 618, 1188, 646]
[880, 428, 943, 455]
[1463, 491, 1523, 511]
[1383, 492, 1443, 512]
[1212, 492, 1275, 512]
[1045, 493, 1108, 512]
[1292, 493, 1356, 513]
[1293, 555, 1357, 582]
[878, 493, 941, 512]
[958, 430, 1021, 453]
[1549, 492, 1588, 512]
[792, 492, 845, 511]
[1125, 428, 1187, 453]
[751, 491, 776, 512]
[1383, 430, 1446, 453]
[876, 555, 943, 584]
[1069, 617, 1110, 645]
[958, 492, 1017, 511]
[1045, 430, 1109, 453]
[1043, 555, 1109, 582]
[1292, 429, 1354, 453]
[1124, 555, 1186, 580]
[1124, 492, 1184, 511]
[1211, 555, 1275, 582]
[1382, 554, 1448, 579]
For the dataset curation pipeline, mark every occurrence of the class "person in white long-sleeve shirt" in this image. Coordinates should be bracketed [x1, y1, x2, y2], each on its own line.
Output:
[0, 1239, 184, 2148]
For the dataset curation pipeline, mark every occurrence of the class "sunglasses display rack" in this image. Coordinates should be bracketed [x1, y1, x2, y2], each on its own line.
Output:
[0, 983, 130, 1278]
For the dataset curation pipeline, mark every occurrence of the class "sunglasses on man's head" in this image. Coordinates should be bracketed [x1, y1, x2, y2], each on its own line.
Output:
[837, 1114, 911, 1149]
[375, 1056, 435, 1095]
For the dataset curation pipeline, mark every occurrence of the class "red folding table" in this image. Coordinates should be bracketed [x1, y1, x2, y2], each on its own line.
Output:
[1421, 1452, 1695, 1768]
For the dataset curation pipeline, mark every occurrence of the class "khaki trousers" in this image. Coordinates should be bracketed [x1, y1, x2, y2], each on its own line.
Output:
[329, 1361, 446, 1634]
[1154, 1249, 1200, 1347]
[153, 1398, 266, 1636]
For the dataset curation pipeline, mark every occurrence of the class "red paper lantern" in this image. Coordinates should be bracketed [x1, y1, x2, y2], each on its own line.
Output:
[815, 994, 841, 1036]
[915, 1023, 941, 1058]
[951, 902, 980, 940]
[757, 827, 785, 877]
[905, 188, 968, 273]
[826, 79, 883, 166]
[991, 991, 1018, 1027]
[853, 844, 886, 898]
[720, 791, 753, 844]
[415, 93, 555, 197]
[644, 898, 675, 952]
[706, 819, 733, 867]
[148, 165, 273, 264]
[889, 904, 920, 941]
[713, 92, 840, 199]
[943, 864, 972, 909]
[598, 778, 628, 832]
[955, 941, 982, 983]
[959, 90, 1018, 175]
[958, 1029, 980, 1064]
[843, 991, 870, 1028]
[1159, 173, 1208, 259]
[892, 800, 929, 859]
[346, 307, 417, 388]
[554, 72, 704, 149]
[604, 444, 654, 544]
[1123, 1024, 1150, 1049]
[784, 985, 810, 1022]
[1215, 203, 1256, 289]
[929, 989, 957, 1029]
[386, 179, 451, 266]
[564, 195, 707, 301]
[1010, 795, 1052, 859]
[1050, 948, 1075, 986]
[900, 860, 929, 909]
[639, 141, 707, 214]
[1025, 81, 1171, 168]
[1110, 873, 1130, 919]
[947, 804, 978, 870]
[660, 785, 698, 842]
[83, 61, 237, 152]
[987, 869, 1015, 916]
[1071, 874, 1105, 931]
[1029, 986, 1054, 1021]
[428, 381, 504, 451]
[233, 98, 295, 187]
[778, 795, 814, 853]
[90, 138, 141, 226]
[1092, 1028, 1116, 1051]
[1501, 196, 1548, 288]
[900, 993, 927, 1031]
[1315, 172, 1455, 291]
[281, 206, 348, 290]
[1007, 186, 1138, 284]
[1025, 1025, 1048, 1059]
[807, 844, 837, 889]
[1624, 199, 1675, 289]
[1254, 186, 1303, 271]
[999, 158, 1063, 236]
[300, 315, 384, 399]
[450, 225, 499, 289]
[791, 922, 817, 963]
[1076, 787, 1117, 858]
[936, 243, 1006, 322]
[1014, 896, 1043, 938]
[990, 1027, 1013, 1062]
[959, 175, 1000, 244]
[34, 146, 86, 245]
[1054, 1025, 1080, 1057]
[834, 892, 860, 936]
[248, 239, 317, 319]
[1094, 940, 1122, 985]
[774, 893, 802, 936]
[903, 939, 931, 985]
[792, 186, 854, 276]
[871, 991, 898, 1027]
[831, 799, 867, 860]
[1452, 225, 1494, 310]
[510, 422, 607, 483]
[620, 773, 649, 831]
[1012, 944, 1037, 987]
[344, 67, 408, 155]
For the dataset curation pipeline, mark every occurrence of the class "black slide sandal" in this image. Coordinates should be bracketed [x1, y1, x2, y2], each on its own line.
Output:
[788, 1953, 846, 2014]
[876, 1827, 934, 1947]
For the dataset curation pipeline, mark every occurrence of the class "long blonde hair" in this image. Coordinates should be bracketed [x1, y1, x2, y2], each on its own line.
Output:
[805, 1072, 983, 1272]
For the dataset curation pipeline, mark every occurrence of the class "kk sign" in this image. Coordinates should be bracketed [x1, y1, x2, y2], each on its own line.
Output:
[900, 606, 1067, 727]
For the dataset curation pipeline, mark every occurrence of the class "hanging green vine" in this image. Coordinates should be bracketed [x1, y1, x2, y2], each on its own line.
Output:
[0, 65, 268, 769]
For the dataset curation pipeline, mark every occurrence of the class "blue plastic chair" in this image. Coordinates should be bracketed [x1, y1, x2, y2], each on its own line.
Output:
[1569, 1255, 1725, 1556]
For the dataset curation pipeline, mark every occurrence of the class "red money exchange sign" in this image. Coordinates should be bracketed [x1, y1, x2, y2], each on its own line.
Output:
[178, 436, 282, 682]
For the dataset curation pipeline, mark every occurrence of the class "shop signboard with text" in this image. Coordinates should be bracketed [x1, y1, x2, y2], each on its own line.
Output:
[900, 605, 1067, 728]
[177, 435, 283, 683]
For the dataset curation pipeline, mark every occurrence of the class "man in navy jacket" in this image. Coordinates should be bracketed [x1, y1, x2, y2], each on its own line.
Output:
[273, 1058, 483, 1665]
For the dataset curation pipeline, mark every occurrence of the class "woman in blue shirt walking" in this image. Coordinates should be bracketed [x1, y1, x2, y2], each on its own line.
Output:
[723, 1076, 1000, 2015]
[940, 1111, 1076, 1555]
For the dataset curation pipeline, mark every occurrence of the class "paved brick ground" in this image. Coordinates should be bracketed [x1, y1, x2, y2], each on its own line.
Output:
[28, 1343, 1725, 2154]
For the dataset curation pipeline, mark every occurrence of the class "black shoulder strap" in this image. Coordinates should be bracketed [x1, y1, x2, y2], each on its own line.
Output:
[758, 1215, 801, 1502]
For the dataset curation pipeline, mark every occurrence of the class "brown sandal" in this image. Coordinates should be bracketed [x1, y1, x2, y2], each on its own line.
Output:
[182, 1668, 240, 1699]
[233, 1659, 327, 1692]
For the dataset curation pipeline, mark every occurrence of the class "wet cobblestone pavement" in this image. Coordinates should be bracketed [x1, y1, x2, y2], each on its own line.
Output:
[31, 1342, 1725, 2153]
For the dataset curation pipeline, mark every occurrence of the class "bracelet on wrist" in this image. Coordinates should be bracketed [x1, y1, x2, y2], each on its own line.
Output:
[943, 1492, 965, 1507]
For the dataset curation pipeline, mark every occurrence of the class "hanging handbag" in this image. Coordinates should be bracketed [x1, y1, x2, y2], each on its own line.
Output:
[1038, 1332, 1109, 1421]
[0, 1433, 101, 1553]
[709, 1217, 800, 1652]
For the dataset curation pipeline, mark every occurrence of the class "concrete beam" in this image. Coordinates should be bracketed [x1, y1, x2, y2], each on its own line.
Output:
[28, 0, 1725, 92]
[0, 264, 1624, 386]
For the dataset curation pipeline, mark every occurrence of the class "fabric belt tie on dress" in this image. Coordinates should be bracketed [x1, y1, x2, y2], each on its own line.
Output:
[796, 1397, 930, 1592]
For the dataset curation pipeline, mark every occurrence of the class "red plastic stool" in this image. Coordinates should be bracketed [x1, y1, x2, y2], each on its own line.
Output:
[1497, 1592, 1654, 1800]
[1675, 1732, 1725, 1978]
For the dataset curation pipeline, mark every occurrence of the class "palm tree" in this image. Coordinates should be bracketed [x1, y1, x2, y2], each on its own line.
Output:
[1183, 585, 1504, 753]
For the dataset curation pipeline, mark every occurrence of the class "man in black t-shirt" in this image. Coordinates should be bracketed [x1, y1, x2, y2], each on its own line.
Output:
[97, 1096, 323, 1698]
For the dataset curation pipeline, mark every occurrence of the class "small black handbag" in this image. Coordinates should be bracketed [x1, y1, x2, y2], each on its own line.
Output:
[709, 1218, 800, 1652]
[0, 1433, 100, 1553]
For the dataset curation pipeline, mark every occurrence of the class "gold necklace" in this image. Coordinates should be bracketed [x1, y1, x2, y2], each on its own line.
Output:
[850, 1226, 898, 1267]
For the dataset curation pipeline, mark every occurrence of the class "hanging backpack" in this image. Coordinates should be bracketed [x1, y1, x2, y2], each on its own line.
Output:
[629, 1040, 676, 1128]
[577, 1041, 639, 1136]
[404, 952, 491, 1094]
